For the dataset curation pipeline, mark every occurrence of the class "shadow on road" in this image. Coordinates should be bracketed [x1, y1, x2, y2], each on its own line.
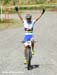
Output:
[31, 64, 39, 70]
[26, 64, 39, 70]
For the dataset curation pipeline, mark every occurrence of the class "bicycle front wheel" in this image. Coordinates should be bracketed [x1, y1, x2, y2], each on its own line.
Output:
[26, 47, 32, 70]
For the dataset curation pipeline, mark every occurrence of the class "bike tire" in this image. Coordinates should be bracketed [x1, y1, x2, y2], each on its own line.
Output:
[26, 47, 32, 70]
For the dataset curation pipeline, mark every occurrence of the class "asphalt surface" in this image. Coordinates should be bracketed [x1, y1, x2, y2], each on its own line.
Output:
[0, 11, 57, 75]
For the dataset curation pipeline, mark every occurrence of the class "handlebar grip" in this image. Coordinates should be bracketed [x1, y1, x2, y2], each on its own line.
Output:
[42, 9, 45, 14]
[15, 7, 18, 11]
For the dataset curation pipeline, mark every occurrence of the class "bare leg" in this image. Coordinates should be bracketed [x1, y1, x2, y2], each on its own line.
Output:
[31, 40, 35, 55]
[31, 40, 34, 51]
[24, 45, 27, 64]
[24, 45, 27, 58]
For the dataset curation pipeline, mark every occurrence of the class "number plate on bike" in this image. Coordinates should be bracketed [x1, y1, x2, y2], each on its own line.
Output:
[24, 41, 31, 46]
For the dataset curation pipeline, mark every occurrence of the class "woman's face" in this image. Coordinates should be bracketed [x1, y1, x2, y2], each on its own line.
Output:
[26, 18, 31, 22]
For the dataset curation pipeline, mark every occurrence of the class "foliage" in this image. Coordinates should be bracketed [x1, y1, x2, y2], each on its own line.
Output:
[36, 0, 46, 4]
[3, 0, 11, 5]
[1, 0, 57, 5]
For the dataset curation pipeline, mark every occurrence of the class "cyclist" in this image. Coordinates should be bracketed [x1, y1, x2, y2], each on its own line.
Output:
[15, 7, 45, 64]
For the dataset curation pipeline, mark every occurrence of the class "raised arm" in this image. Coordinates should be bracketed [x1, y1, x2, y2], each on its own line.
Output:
[15, 7, 23, 23]
[34, 9, 45, 23]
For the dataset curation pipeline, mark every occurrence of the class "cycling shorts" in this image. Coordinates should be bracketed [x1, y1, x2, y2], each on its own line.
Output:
[23, 34, 33, 42]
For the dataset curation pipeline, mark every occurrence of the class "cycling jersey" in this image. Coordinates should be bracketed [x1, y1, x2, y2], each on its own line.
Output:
[23, 20, 35, 35]
[23, 20, 35, 42]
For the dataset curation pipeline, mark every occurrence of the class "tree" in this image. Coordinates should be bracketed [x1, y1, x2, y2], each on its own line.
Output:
[3, 0, 11, 5]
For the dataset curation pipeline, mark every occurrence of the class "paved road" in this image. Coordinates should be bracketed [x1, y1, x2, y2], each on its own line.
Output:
[0, 11, 57, 75]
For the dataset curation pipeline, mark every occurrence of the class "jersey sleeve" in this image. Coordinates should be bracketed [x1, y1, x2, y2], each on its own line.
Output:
[33, 20, 35, 24]
[23, 20, 27, 28]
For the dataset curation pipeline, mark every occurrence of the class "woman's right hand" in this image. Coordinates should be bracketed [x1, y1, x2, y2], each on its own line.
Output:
[42, 9, 45, 14]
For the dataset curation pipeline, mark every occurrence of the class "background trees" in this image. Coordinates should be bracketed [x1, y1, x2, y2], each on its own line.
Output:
[1, 0, 57, 6]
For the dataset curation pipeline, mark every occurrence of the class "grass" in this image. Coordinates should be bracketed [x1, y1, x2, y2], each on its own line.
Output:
[0, 3, 57, 14]
[19, 3, 57, 10]
[0, 19, 22, 29]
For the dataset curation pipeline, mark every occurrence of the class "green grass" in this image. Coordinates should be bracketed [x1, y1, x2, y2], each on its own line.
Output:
[1, 3, 57, 14]
[19, 3, 57, 10]
[1, 0, 57, 5]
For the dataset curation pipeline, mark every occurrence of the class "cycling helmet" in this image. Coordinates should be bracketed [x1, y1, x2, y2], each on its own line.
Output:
[25, 14, 32, 19]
